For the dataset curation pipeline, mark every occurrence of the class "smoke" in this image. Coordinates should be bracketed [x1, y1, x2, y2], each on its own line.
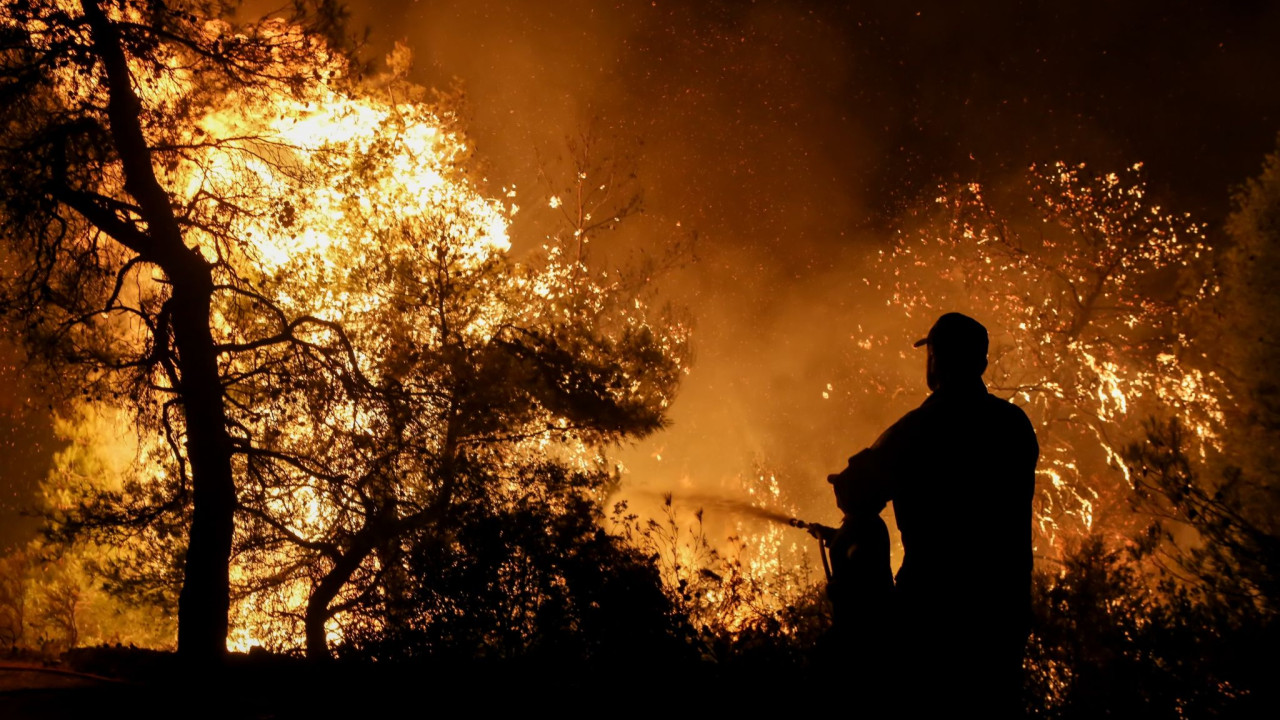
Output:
[0, 338, 53, 550]
[3, 0, 1276, 553]
[277, 0, 1280, 540]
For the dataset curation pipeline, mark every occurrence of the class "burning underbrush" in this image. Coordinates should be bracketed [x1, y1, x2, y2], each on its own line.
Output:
[0, 2, 1277, 717]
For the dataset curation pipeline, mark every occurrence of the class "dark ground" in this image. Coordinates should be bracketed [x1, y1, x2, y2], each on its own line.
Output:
[0, 647, 818, 717]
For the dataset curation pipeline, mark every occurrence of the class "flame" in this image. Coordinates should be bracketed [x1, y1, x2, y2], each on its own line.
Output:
[13, 10, 523, 651]
[632, 471, 820, 639]
[184, 42, 515, 650]
[16, 4, 1230, 655]
[22, 11, 693, 653]
[856, 161, 1227, 553]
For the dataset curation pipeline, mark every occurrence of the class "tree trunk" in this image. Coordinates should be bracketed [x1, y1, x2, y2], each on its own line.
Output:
[82, 0, 236, 664]
[303, 401, 461, 659]
[170, 266, 236, 662]
[374, 536, 411, 638]
[305, 529, 379, 661]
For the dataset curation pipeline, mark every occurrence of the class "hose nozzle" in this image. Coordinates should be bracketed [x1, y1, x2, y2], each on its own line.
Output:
[789, 517, 837, 541]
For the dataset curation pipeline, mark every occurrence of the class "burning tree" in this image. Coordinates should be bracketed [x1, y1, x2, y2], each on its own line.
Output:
[198, 82, 685, 658]
[0, 0, 687, 660]
[0, 0, 327, 661]
[848, 162, 1226, 550]
[222, 199, 685, 658]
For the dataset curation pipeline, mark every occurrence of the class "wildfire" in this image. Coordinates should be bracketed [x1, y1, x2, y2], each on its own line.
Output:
[6, 1, 1235, 662]
[623, 470, 821, 639]
[854, 161, 1228, 551]
[6, 2, 698, 656]
[165, 28, 516, 651]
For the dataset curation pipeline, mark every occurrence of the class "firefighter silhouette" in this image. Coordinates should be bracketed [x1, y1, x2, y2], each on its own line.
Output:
[826, 313, 1038, 717]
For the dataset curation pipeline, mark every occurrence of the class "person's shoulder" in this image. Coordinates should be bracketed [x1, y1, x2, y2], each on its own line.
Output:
[894, 399, 937, 431]
[870, 402, 927, 449]
[984, 393, 1039, 441]
[984, 392, 1032, 418]
[983, 392, 1028, 414]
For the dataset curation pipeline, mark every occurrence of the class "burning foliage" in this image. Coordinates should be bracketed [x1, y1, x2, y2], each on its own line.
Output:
[848, 162, 1225, 550]
[0, 0, 687, 660]
[612, 484, 826, 651]
[0, 1, 1276, 716]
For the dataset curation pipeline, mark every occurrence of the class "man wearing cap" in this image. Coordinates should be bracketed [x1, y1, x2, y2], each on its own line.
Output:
[827, 312, 1038, 716]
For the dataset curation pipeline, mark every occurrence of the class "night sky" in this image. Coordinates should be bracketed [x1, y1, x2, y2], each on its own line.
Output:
[3, 0, 1279, 546]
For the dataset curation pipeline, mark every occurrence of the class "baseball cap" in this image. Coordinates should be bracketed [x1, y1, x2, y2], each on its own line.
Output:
[913, 312, 989, 360]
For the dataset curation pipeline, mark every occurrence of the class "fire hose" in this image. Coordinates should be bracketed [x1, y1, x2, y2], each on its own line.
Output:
[788, 518, 838, 582]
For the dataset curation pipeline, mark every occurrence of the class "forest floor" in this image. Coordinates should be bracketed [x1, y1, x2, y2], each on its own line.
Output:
[0, 647, 812, 717]
[0, 659, 146, 720]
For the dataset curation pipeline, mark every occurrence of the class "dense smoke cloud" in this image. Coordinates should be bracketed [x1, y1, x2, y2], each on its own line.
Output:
[326, 0, 1280, 532]
[3, 0, 1279, 548]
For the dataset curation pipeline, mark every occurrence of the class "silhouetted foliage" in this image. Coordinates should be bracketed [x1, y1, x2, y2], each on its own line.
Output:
[1218, 134, 1280, 459]
[339, 464, 692, 665]
[1026, 530, 1278, 718]
[1128, 420, 1280, 615]
[611, 494, 832, 666]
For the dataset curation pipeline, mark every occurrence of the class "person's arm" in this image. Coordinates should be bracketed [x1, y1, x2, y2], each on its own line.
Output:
[828, 433, 895, 516]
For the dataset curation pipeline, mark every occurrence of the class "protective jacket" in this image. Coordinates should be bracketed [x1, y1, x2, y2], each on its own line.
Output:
[829, 378, 1038, 711]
